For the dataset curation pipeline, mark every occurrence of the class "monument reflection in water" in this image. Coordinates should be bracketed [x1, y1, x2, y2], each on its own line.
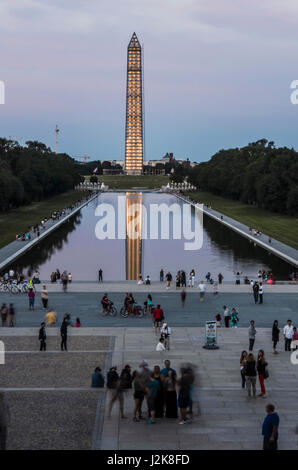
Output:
[126, 192, 143, 280]
[8, 192, 292, 281]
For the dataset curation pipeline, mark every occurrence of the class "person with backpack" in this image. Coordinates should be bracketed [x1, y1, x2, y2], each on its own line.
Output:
[38, 322, 46, 351]
[120, 365, 132, 389]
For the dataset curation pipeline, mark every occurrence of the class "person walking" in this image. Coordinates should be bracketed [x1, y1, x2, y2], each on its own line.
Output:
[60, 318, 68, 351]
[153, 305, 164, 335]
[240, 350, 248, 389]
[132, 370, 145, 421]
[262, 404, 279, 451]
[253, 282, 259, 304]
[107, 374, 127, 420]
[257, 350, 268, 397]
[283, 320, 294, 351]
[41, 285, 48, 309]
[0, 304, 8, 327]
[245, 353, 257, 398]
[160, 322, 171, 350]
[181, 289, 186, 308]
[259, 283, 264, 304]
[0, 393, 10, 450]
[39, 322, 47, 351]
[223, 306, 230, 328]
[61, 271, 68, 292]
[248, 320, 257, 351]
[272, 320, 280, 354]
[28, 288, 35, 311]
[98, 268, 103, 283]
[45, 309, 57, 326]
[8, 304, 15, 327]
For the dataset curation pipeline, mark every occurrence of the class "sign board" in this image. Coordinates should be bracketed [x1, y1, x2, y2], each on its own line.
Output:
[203, 321, 219, 349]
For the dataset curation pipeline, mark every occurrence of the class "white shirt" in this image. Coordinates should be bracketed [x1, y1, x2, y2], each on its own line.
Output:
[224, 308, 230, 317]
[259, 286, 263, 294]
[156, 342, 166, 351]
[9, 270, 14, 277]
[198, 283, 206, 292]
[160, 327, 171, 336]
[284, 325, 294, 339]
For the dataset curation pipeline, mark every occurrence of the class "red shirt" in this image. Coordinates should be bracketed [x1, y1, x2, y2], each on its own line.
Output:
[153, 308, 163, 320]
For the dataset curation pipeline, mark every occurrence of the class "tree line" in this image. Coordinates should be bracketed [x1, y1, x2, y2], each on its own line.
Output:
[0, 139, 83, 211]
[171, 139, 298, 216]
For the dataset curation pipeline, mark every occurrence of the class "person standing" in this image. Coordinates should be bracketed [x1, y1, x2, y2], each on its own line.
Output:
[259, 283, 264, 304]
[0, 393, 10, 450]
[253, 282, 259, 304]
[0, 304, 8, 327]
[240, 351, 248, 389]
[8, 304, 15, 327]
[132, 370, 145, 421]
[91, 367, 105, 388]
[159, 269, 164, 282]
[218, 273, 223, 284]
[272, 320, 280, 354]
[164, 370, 178, 418]
[41, 285, 48, 309]
[60, 318, 68, 351]
[191, 270, 195, 288]
[165, 272, 172, 289]
[262, 404, 279, 450]
[198, 281, 206, 301]
[283, 320, 294, 351]
[223, 306, 230, 328]
[257, 350, 267, 397]
[28, 288, 35, 311]
[248, 320, 257, 351]
[146, 373, 159, 424]
[98, 269, 103, 282]
[245, 353, 257, 398]
[180, 270, 186, 287]
[230, 308, 239, 328]
[39, 322, 47, 351]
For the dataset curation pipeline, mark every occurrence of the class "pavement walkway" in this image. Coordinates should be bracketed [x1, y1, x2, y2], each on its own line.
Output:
[1, 326, 297, 450]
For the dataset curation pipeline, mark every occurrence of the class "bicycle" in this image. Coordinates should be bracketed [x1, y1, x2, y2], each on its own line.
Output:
[120, 304, 144, 318]
[101, 301, 117, 317]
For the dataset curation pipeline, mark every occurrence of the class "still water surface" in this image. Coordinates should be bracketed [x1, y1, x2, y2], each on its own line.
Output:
[10, 192, 291, 281]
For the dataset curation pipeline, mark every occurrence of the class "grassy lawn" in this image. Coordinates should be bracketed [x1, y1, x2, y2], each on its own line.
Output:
[187, 191, 298, 250]
[0, 190, 89, 249]
[83, 174, 169, 189]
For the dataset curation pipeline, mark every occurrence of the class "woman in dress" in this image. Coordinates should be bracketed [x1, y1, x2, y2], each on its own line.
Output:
[230, 308, 239, 328]
[165, 370, 178, 418]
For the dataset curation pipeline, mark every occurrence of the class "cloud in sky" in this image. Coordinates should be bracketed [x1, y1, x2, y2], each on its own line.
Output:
[0, 0, 298, 161]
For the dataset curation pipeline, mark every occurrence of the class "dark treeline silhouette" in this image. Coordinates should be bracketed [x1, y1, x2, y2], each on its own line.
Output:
[172, 139, 298, 216]
[0, 139, 83, 211]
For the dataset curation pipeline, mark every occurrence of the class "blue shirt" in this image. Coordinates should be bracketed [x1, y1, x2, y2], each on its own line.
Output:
[148, 379, 159, 398]
[91, 372, 104, 388]
[160, 367, 177, 378]
[262, 413, 279, 439]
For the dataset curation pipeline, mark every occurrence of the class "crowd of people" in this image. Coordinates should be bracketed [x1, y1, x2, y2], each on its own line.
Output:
[91, 359, 196, 425]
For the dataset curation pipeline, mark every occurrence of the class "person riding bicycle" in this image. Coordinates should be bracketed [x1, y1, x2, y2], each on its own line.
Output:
[101, 293, 112, 312]
[124, 293, 135, 314]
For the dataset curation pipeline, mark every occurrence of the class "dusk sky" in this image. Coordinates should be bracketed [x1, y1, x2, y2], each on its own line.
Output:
[1, 0, 298, 162]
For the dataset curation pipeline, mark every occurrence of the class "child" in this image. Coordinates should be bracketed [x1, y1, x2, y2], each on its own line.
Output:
[75, 317, 81, 327]
[215, 313, 221, 327]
